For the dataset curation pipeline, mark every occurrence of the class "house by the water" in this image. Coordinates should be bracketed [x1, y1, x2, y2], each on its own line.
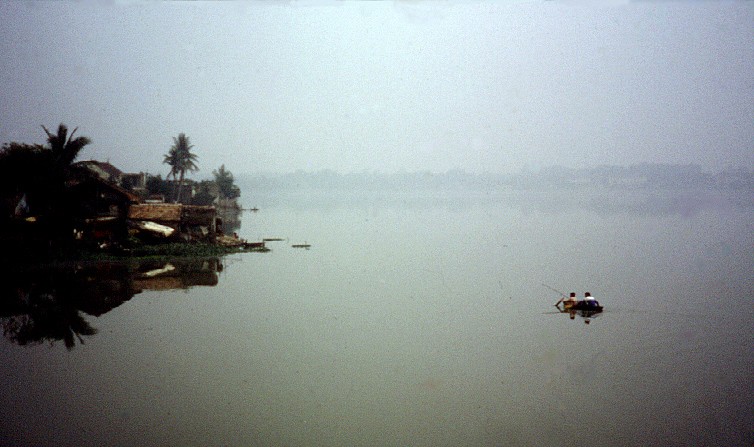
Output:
[66, 172, 140, 244]
[2, 159, 226, 250]
[66, 162, 220, 244]
[128, 203, 218, 242]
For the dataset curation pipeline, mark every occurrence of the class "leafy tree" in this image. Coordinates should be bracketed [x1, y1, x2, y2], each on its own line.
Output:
[0, 124, 91, 252]
[145, 174, 172, 199]
[1, 125, 91, 216]
[191, 180, 217, 206]
[0, 142, 47, 216]
[213, 164, 240, 199]
[163, 133, 198, 203]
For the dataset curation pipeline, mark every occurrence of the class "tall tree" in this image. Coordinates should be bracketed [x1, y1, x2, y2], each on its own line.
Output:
[213, 164, 240, 199]
[162, 133, 198, 203]
[162, 147, 180, 200]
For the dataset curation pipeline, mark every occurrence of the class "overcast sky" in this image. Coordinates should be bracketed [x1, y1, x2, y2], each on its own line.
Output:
[1, 1, 752, 177]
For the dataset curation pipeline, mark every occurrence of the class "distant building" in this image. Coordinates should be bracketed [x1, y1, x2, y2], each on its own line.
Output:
[163, 179, 196, 205]
[74, 160, 124, 184]
[74, 160, 151, 197]
[121, 172, 147, 196]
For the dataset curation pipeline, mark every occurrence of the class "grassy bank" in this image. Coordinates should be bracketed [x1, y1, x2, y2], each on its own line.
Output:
[0, 240, 269, 268]
[82, 241, 269, 261]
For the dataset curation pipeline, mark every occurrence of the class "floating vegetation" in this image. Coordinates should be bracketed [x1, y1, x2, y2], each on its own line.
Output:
[89, 242, 269, 261]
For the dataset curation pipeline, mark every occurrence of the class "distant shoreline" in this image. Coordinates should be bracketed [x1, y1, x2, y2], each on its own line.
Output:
[235, 164, 754, 193]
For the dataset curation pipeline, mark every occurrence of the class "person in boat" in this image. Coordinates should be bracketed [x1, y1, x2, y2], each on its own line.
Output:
[583, 292, 600, 308]
[556, 292, 578, 310]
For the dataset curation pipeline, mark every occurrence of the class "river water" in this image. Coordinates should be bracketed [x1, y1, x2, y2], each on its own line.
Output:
[0, 189, 752, 446]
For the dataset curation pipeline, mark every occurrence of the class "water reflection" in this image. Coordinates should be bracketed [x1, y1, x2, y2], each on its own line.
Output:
[555, 296, 604, 324]
[0, 258, 222, 349]
[558, 308, 603, 324]
[217, 207, 242, 235]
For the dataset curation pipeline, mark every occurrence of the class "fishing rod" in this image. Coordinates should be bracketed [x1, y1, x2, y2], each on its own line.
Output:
[542, 283, 567, 298]
[542, 283, 569, 306]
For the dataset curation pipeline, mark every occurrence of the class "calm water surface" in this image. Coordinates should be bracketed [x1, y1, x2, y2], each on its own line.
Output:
[1, 190, 752, 446]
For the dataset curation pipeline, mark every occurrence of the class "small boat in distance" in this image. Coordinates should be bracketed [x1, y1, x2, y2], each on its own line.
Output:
[291, 243, 311, 249]
[563, 300, 604, 312]
[556, 292, 603, 312]
[551, 290, 603, 324]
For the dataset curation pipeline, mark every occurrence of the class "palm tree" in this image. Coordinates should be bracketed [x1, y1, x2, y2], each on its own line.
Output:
[38, 124, 92, 213]
[41, 125, 91, 236]
[163, 146, 180, 199]
[0, 124, 91, 252]
[41, 124, 91, 168]
[163, 133, 198, 203]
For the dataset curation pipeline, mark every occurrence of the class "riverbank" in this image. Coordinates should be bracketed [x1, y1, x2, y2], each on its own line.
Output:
[0, 240, 269, 268]
[89, 240, 270, 261]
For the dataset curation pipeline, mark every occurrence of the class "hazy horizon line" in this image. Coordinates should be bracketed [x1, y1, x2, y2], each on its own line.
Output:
[229, 162, 753, 179]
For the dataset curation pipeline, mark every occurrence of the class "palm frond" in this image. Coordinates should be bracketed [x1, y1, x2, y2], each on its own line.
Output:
[66, 127, 78, 146]
[41, 125, 54, 139]
[41, 123, 90, 166]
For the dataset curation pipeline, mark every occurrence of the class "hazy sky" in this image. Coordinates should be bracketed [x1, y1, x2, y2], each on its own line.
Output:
[1, 1, 752, 177]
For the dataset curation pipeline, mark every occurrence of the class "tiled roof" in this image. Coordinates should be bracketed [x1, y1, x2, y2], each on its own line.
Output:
[67, 172, 141, 203]
[76, 160, 123, 178]
[128, 204, 182, 221]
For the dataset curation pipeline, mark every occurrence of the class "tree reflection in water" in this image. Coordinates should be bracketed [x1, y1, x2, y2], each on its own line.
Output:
[0, 258, 222, 349]
[2, 295, 97, 350]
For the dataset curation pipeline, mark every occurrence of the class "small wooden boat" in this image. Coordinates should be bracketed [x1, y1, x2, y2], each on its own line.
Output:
[291, 244, 311, 249]
[133, 220, 176, 238]
[563, 300, 603, 312]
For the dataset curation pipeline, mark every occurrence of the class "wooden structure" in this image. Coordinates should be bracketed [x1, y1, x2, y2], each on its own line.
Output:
[65, 174, 140, 245]
[128, 203, 218, 242]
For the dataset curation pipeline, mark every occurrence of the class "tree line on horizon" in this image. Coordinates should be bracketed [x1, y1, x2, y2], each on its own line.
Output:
[237, 163, 753, 191]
